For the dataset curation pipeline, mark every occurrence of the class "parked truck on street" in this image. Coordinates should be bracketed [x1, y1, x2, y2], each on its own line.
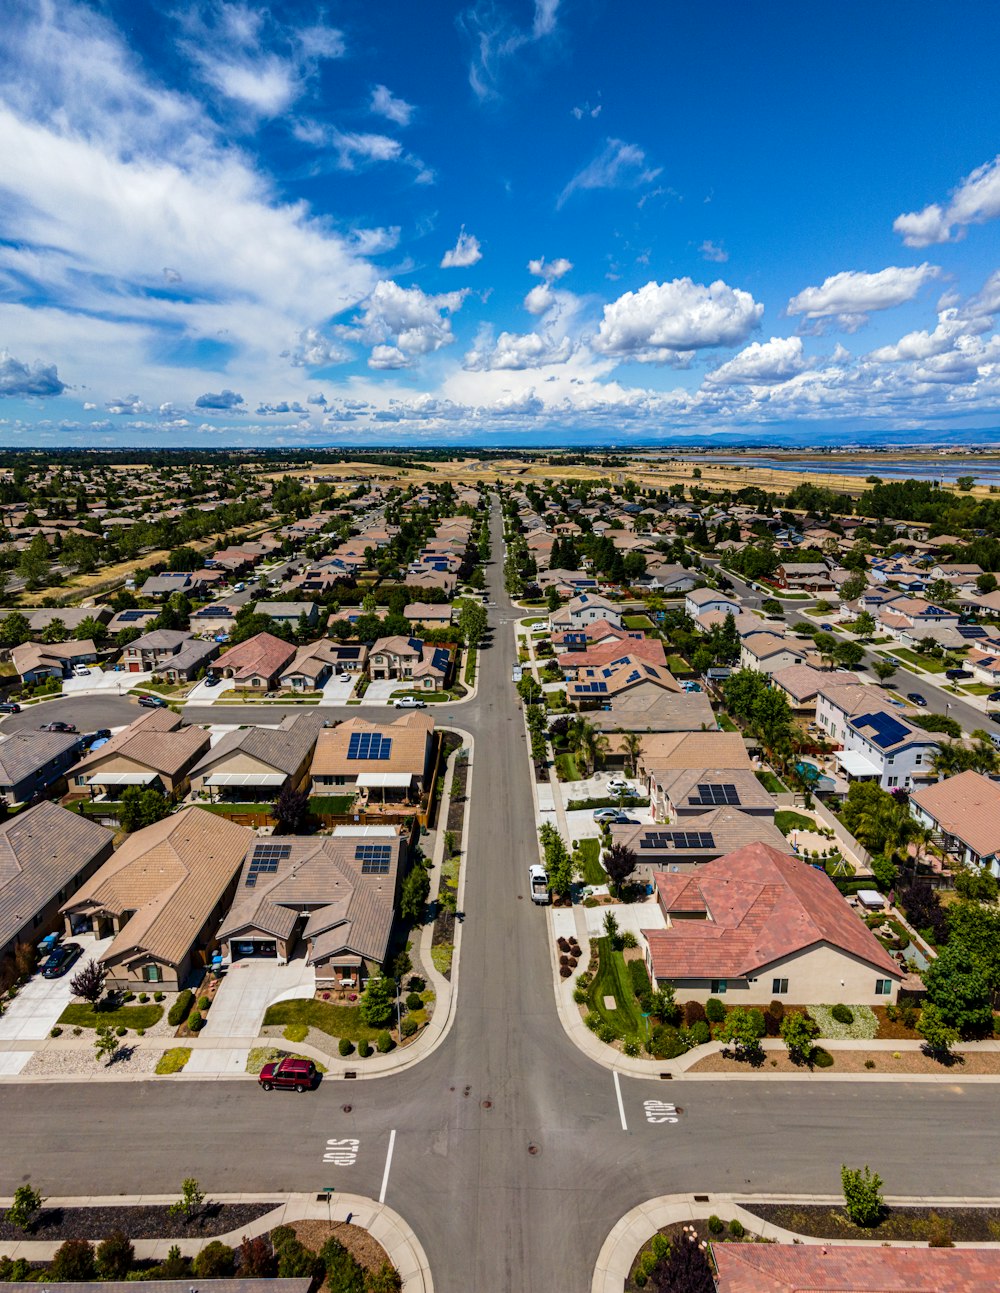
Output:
[529, 863, 550, 905]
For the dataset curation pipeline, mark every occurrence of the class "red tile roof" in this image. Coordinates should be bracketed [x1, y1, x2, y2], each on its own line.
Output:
[714, 1243, 1000, 1292]
[557, 636, 666, 670]
[644, 841, 899, 981]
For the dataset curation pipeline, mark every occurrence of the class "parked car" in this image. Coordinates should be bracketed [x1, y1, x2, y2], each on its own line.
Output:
[41, 941, 83, 979]
[203, 674, 220, 687]
[0, 702, 20, 714]
[593, 807, 622, 823]
[137, 695, 168, 708]
[393, 697, 427, 708]
[820, 623, 833, 631]
[258, 1057, 318, 1092]
[945, 668, 972, 681]
[906, 692, 927, 707]
[40, 720, 77, 733]
[528, 863, 550, 905]
[988, 691, 1000, 704]
[72, 665, 91, 677]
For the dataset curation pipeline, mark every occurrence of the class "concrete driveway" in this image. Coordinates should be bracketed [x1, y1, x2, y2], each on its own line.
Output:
[62, 667, 152, 696]
[186, 675, 235, 705]
[361, 679, 405, 705]
[201, 954, 315, 1039]
[0, 935, 112, 1041]
[318, 673, 358, 706]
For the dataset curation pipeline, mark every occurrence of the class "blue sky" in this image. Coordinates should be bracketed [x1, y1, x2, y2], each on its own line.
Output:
[1, 0, 1000, 446]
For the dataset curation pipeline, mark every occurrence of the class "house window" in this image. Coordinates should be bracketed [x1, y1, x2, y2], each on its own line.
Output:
[875, 979, 892, 996]
[252, 677, 261, 687]
[887, 777, 897, 788]
[143, 964, 161, 983]
[711, 979, 727, 994]
[771, 977, 788, 995]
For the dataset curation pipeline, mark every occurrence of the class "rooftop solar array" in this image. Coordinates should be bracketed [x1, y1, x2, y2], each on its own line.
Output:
[575, 681, 608, 693]
[245, 842, 291, 886]
[347, 732, 393, 760]
[117, 609, 149, 622]
[356, 843, 392, 874]
[958, 625, 987, 639]
[639, 831, 715, 850]
[690, 783, 741, 806]
[853, 711, 910, 749]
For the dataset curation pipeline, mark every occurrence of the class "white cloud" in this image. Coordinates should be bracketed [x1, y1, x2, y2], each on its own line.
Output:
[699, 240, 728, 263]
[106, 394, 148, 415]
[558, 138, 662, 208]
[705, 336, 809, 385]
[292, 122, 433, 183]
[593, 278, 764, 363]
[0, 352, 65, 397]
[787, 264, 940, 327]
[524, 283, 555, 315]
[195, 389, 244, 410]
[572, 102, 601, 120]
[346, 280, 468, 368]
[528, 256, 572, 281]
[283, 328, 350, 368]
[370, 84, 414, 127]
[894, 155, 1000, 247]
[459, 0, 561, 101]
[441, 228, 483, 268]
[463, 330, 573, 370]
[868, 309, 991, 363]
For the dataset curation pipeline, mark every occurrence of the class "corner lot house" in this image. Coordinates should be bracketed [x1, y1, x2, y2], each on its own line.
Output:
[212, 631, 296, 691]
[0, 730, 82, 805]
[817, 684, 940, 790]
[66, 710, 210, 800]
[739, 631, 808, 676]
[61, 806, 254, 989]
[368, 635, 450, 691]
[310, 712, 435, 802]
[910, 770, 1000, 877]
[216, 826, 406, 983]
[0, 801, 114, 969]
[120, 629, 218, 680]
[11, 639, 98, 684]
[189, 711, 324, 802]
[641, 842, 902, 1005]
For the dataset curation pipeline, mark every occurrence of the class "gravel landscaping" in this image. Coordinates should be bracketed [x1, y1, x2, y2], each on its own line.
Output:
[687, 1047, 1000, 1074]
[742, 1201, 1000, 1243]
[0, 1202, 277, 1243]
[21, 1041, 166, 1078]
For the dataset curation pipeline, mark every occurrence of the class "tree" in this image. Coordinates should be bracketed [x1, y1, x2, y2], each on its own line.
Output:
[70, 958, 106, 1006]
[0, 611, 31, 648]
[318, 1236, 364, 1293]
[976, 572, 998, 595]
[853, 610, 876, 639]
[813, 631, 837, 669]
[602, 910, 620, 945]
[366, 1261, 403, 1292]
[780, 1010, 820, 1064]
[458, 599, 487, 649]
[119, 786, 173, 833]
[923, 943, 993, 1037]
[840, 572, 867, 602]
[359, 974, 396, 1028]
[95, 1231, 135, 1280]
[192, 1241, 235, 1279]
[48, 1239, 96, 1282]
[872, 658, 896, 685]
[169, 1177, 206, 1220]
[400, 862, 431, 923]
[834, 641, 865, 669]
[840, 1164, 884, 1227]
[539, 822, 577, 897]
[567, 717, 608, 776]
[236, 1236, 274, 1278]
[917, 1001, 958, 1062]
[718, 1006, 765, 1063]
[94, 1024, 120, 1065]
[603, 843, 637, 894]
[273, 783, 310, 833]
[5, 1182, 43, 1232]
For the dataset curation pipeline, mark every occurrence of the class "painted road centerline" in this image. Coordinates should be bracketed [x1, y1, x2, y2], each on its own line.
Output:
[379, 1128, 397, 1204]
[613, 1070, 628, 1133]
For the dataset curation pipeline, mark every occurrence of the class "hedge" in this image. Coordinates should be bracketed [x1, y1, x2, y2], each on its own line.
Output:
[628, 959, 651, 998]
[168, 989, 193, 1027]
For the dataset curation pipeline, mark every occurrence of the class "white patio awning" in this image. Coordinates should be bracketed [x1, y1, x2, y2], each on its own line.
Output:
[332, 824, 398, 838]
[356, 771, 413, 789]
[836, 750, 882, 778]
[205, 771, 286, 788]
[87, 771, 158, 787]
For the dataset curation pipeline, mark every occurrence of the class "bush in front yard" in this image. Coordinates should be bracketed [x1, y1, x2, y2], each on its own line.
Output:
[192, 1242, 234, 1279]
[48, 1240, 96, 1282]
[705, 997, 726, 1024]
[187, 1010, 204, 1032]
[684, 1000, 707, 1027]
[197, 996, 211, 1012]
[168, 990, 193, 1027]
[154, 991, 165, 1002]
[377, 1031, 393, 1053]
[831, 1003, 854, 1025]
[338, 1038, 354, 1057]
[405, 992, 423, 1011]
[400, 1017, 418, 1039]
[358, 1039, 372, 1058]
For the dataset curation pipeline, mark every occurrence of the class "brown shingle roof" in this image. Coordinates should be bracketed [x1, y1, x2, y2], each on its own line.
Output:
[70, 710, 209, 779]
[310, 712, 433, 778]
[191, 712, 324, 779]
[640, 731, 752, 771]
[911, 769, 1000, 859]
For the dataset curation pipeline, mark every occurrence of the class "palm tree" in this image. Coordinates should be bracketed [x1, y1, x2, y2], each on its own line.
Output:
[621, 732, 643, 778]
[969, 731, 1000, 776]
[931, 740, 968, 781]
[568, 717, 607, 776]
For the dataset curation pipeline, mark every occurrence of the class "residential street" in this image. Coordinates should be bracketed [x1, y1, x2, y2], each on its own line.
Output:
[1, 502, 999, 1293]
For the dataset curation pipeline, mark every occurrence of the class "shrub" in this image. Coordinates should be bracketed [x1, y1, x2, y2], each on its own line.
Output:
[705, 997, 726, 1024]
[115, 1025, 127, 1037]
[270, 1226, 296, 1248]
[407, 976, 425, 993]
[559, 965, 572, 977]
[400, 1016, 419, 1038]
[900, 1002, 919, 1030]
[48, 1239, 96, 1282]
[596, 1021, 619, 1044]
[864, 1059, 876, 1069]
[684, 1000, 707, 1027]
[50, 1026, 62, 1038]
[197, 996, 211, 1012]
[622, 1038, 641, 1057]
[95, 1231, 134, 1280]
[813, 1047, 834, 1068]
[707, 1215, 724, 1235]
[275, 1238, 323, 1280]
[927, 1212, 954, 1248]
[405, 992, 423, 1011]
[358, 1039, 372, 1058]
[647, 1024, 687, 1060]
[628, 959, 652, 998]
[318, 1237, 364, 1293]
[187, 1010, 204, 1032]
[154, 991, 165, 1002]
[729, 1218, 745, 1238]
[137, 1028, 145, 1037]
[193, 1241, 235, 1279]
[338, 1037, 354, 1057]
[841, 1164, 884, 1227]
[138, 992, 149, 1003]
[168, 989, 193, 1026]
[831, 1003, 854, 1025]
[377, 1030, 393, 1054]
[236, 1236, 274, 1278]
[283, 1023, 308, 1044]
[366, 1261, 403, 1293]
[687, 1020, 711, 1046]
[572, 986, 587, 1005]
[620, 930, 638, 949]
[123, 990, 135, 1002]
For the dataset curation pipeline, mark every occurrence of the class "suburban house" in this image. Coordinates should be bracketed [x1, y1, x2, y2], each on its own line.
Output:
[910, 771, 1000, 877]
[816, 684, 940, 790]
[212, 632, 297, 691]
[713, 1241, 1000, 1292]
[739, 631, 810, 676]
[650, 768, 777, 821]
[549, 592, 623, 632]
[557, 636, 666, 673]
[0, 730, 83, 805]
[567, 659, 681, 709]
[612, 810, 791, 878]
[773, 561, 836, 593]
[636, 731, 752, 814]
[310, 712, 435, 803]
[635, 563, 697, 593]
[10, 640, 98, 684]
[119, 629, 218, 680]
[0, 801, 114, 969]
[769, 664, 857, 713]
[189, 603, 241, 635]
[368, 636, 450, 691]
[61, 807, 255, 990]
[255, 601, 319, 628]
[876, 596, 960, 639]
[684, 587, 740, 619]
[641, 842, 902, 1005]
[403, 602, 453, 629]
[279, 639, 349, 690]
[137, 571, 194, 600]
[66, 710, 210, 800]
[216, 826, 406, 983]
[188, 711, 324, 802]
[0, 606, 110, 635]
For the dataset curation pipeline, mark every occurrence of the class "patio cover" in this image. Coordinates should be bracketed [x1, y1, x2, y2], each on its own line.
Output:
[204, 771, 286, 787]
[356, 772, 413, 788]
[87, 771, 158, 787]
[836, 750, 882, 778]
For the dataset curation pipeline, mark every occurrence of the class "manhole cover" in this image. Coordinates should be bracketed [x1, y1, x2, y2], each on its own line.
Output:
[481, 1099, 492, 1110]
[342, 1105, 352, 1114]
[527, 1143, 539, 1156]
[463, 1085, 471, 1097]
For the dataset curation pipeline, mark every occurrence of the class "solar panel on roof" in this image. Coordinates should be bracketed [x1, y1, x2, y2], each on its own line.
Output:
[958, 625, 986, 639]
[347, 732, 393, 760]
[691, 783, 740, 806]
[118, 609, 147, 622]
[356, 842, 392, 874]
[854, 711, 910, 749]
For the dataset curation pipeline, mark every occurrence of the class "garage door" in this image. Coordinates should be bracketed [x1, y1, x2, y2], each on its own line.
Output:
[232, 940, 277, 959]
[128, 663, 140, 673]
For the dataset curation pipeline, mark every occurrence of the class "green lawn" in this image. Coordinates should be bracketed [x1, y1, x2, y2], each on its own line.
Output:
[755, 769, 786, 794]
[623, 614, 653, 630]
[774, 809, 816, 836]
[586, 937, 644, 1041]
[59, 1003, 164, 1030]
[887, 647, 946, 673]
[961, 682, 993, 695]
[667, 655, 689, 673]
[464, 647, 477, 687]
[521, 616, 547, 627]
[263, 998, 382, 1043]
[389, 689, 452, 701]
[555, 751, 583, 782]
[200, 801, 273, 815]
[717, 713, 739, 732]
[575, 837, 606, 885]
[308, 794, 358, 814]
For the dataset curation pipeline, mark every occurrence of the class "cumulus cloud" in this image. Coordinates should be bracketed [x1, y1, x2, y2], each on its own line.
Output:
[528, 256, 572, 281]
[593, 278, 764, 363]
[699, 240, 728, 263]
[459, 0, 561, 101]
[256, 400, 308, 414]
[705, 336, 809, 385]
[894, 154, 1000, 247]
[787, 264, 940, 330]
[195, 389, 245, 409]
[558, 138, 662, 208]
[283, 329, 350, 368]
[0, 352, 65, 397]
[106, 394, 148, 414]
[868, 309, 991, 363]
[463, 330, 573, 370]
[441, 228, 483, 268]
[370, 83, 414, 126]
[344, 280, 468, 368]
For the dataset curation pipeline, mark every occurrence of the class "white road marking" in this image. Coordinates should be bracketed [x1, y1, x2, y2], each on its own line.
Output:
[643, 1099, 679, 1125]
[379, 1128, 397, 1204]
[323, 1138, 359, 1165]
[613, 1070, 628, 1132]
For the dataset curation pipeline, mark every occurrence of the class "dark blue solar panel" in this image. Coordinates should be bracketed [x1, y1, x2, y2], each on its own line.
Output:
[854, 711, 910, 749]
[347, 732, 393, 760]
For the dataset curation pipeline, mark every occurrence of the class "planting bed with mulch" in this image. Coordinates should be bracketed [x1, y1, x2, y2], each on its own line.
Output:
[687, 1047, 1000, 1075]
[286, 1219, 391, 1283]
[0, 1202, 277, 1243]
[626, 1220, 760, 1291]
[742, 1201, 1000, 1243]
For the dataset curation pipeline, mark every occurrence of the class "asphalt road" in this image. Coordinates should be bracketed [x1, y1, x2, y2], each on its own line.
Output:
[2, 505, 999, 1291]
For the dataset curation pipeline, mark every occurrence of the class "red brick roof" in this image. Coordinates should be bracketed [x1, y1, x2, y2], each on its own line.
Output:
[644, 841, 899, 981]
[714, 1243, 1000, 1291]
